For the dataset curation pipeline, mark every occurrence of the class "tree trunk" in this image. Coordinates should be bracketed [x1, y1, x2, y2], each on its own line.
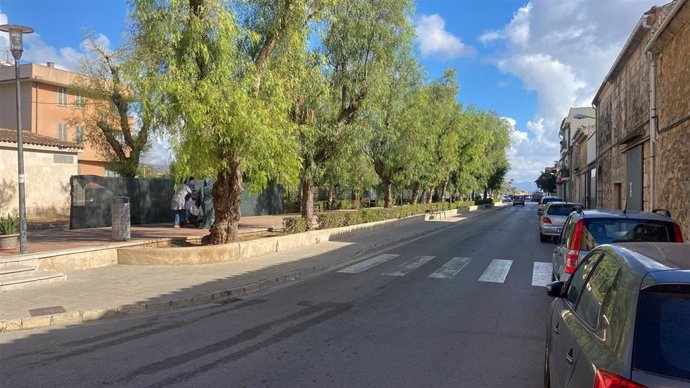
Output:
[384, 179, 393, 208]
[327, 183, 335, 210]
[300, 177, 316, 228]
[440, 178, 449, 202]
[354, 188, 361, 209]
[427, 186, 435, 204]
[411, 182, 421, 204]
[207, 159, 243, 244]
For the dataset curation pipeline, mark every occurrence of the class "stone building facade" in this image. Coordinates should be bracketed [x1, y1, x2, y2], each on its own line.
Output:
[647, 0, 690, 239]
[592, 0, 689, 238]
[570, 124, 596, 208]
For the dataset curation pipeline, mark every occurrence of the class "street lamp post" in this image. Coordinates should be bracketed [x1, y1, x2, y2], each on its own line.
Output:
[0, 24, 33, 254]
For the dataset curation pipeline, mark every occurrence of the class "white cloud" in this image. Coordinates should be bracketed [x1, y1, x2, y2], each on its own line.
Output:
[416, 14, 474, 58]
[0, 11, 109, 71]
[481, 0, 659, 182]
[142, 132, 175, 166]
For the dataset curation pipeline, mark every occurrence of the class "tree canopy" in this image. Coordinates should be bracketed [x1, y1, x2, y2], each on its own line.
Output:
[123, 0, 514, 241]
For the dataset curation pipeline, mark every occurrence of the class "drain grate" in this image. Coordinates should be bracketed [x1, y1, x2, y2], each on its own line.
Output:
[29, 306, 67, 317]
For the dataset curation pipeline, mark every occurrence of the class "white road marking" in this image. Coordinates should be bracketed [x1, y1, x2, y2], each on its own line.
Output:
[338, 254, 400, 274]
[429, 257, 472, 279]
[478, 259, 513, 283]
[532, 262, 553, 287]
[382, 256, 435, 276]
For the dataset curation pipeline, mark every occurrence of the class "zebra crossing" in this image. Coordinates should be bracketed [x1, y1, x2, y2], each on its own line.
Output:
[338, 253, 553, 287]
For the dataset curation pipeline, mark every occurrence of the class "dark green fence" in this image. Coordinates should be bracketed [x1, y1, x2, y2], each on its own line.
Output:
[69, 175, 284, 229]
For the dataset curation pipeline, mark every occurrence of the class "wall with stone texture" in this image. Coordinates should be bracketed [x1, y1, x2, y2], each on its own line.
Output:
[654, 6, 690, 239]
[0, 144, 78, 221]
[595, 24, 653, 211]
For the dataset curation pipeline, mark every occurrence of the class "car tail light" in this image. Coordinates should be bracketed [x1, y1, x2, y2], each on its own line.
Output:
[673, 223, 684, 243]
[543, 217, 552, 224]
[565, 251, 578, 274]
[565, 220, 584, 274]
[594, 369, 646, 388]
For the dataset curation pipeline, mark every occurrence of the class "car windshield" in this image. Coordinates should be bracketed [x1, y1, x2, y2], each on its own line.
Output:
[546, 205, 575, 216]
[633, 285, 690, 381]
[583, 219, 678, 244]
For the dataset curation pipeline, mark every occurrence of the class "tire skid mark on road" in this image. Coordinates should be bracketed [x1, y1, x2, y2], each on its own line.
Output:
[108, 301, 351, 386]
[150, 302, 352, 388]
[37, 299, 268, 364]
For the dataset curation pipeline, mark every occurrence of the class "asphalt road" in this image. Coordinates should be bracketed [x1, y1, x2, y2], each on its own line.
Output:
[0, 202, 555, 387]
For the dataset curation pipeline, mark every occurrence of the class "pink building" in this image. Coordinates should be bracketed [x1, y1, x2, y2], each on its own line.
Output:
[0, 61, 114, 176]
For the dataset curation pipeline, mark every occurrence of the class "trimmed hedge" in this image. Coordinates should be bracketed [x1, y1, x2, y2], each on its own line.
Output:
[283, 217, 309, 234]
[473, 198, 495, 205]
[282, 201, 472, 233]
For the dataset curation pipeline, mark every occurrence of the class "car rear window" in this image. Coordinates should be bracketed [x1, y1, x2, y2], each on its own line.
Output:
[583, 219, 679, 245]
[547, 205, 575, 216]
[633, 285, 690, 381]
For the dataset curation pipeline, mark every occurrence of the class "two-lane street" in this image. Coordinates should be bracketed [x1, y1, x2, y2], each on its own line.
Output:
[1, 203, 556, 387]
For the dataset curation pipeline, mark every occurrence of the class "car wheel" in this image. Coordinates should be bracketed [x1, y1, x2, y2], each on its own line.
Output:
[544, 343, 551, 388]
[540, 233, 547, 243]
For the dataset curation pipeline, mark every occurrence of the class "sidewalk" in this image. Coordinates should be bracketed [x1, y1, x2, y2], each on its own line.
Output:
[0, 214, 287, 257]
[0, 205, 505, 332]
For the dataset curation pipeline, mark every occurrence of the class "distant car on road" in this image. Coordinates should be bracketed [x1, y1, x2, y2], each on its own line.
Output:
[545, 243, 690, 388]
[502, 195, 512, 203]
[539, 202, 582, 243]
[551, 208, 684, 282]
[512, 195, 525, 206]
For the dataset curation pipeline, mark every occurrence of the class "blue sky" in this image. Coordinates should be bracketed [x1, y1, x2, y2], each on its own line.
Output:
[0, 0, 663, 186]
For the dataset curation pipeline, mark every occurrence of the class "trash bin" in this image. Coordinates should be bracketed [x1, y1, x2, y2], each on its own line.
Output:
[111, 196, 131, 241]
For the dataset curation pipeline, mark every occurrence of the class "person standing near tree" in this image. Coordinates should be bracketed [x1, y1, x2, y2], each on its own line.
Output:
[171, 179, 192, 228]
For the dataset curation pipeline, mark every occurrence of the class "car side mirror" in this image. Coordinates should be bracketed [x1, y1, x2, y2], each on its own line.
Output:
[546, 281, 565, 298]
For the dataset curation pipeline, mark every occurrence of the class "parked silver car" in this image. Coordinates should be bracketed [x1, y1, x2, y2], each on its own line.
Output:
[545, 243, 690, 388]
[539, 196, 562, 214]
[551, 208, 684, 282]
[539, 202, 581, 243]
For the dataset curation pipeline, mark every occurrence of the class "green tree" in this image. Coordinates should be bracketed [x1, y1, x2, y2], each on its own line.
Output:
[132, 0, 310, 243]
[295, 0, 415, 223]
[536, 169, 558, 193]
[365, 49, 423, 208]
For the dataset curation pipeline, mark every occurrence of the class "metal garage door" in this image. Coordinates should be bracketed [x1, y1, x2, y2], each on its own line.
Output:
[626, 145, 643, 211]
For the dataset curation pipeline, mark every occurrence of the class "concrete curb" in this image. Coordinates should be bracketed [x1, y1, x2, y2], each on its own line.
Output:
[117, 214, 426, 266]
[0, 204, 506, 332]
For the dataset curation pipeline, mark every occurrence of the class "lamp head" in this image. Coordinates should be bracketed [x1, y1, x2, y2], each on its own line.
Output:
[0, 24, 33, 60]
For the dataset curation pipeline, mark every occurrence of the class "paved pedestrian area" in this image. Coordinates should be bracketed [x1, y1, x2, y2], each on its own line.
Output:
[0, 214, 287, 256]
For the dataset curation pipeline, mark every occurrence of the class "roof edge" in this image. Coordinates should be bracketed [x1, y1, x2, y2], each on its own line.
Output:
[645, 0, 688, 53]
